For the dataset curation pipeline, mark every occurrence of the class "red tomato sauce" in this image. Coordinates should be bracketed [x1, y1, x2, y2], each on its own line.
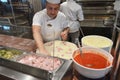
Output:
[74, 53, 110, 69]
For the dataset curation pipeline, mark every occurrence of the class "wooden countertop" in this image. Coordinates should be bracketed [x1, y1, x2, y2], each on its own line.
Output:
[0, 34, 36, 52]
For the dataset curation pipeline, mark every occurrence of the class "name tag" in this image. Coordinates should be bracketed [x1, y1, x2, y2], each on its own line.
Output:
[47, 24, 52, 27]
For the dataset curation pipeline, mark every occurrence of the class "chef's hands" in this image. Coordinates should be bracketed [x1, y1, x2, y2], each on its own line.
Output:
[61, 27, 70, 41]
[39, 48, 50, 56]
[61, 31, 68, 41]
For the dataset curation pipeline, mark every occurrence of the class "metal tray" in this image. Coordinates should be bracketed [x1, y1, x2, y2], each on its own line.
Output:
[83, 10, 115, 15]
[0, 46, 72, 80]
[0, 45, 24, 60]
[0, 57, 53, 80]
[0, 59, 72, 80]
[15, 53, 64, 73]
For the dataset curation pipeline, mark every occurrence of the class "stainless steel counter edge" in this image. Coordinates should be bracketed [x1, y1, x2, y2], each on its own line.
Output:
[0, 60, 73, 80]
[52, 60, 73, 80]
[0, 66, 40, 80]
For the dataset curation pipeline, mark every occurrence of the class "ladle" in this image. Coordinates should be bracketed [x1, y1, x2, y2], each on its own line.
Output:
[77, 38, 93, 67]
[77, 38, 82, 56]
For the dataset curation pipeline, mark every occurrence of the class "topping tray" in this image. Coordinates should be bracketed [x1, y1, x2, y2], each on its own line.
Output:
[15, 53, 64, 73]
[0, 46, 72, 80]
[0, 45, 24, 59]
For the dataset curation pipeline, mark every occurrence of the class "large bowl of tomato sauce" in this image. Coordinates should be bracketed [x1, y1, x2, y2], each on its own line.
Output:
[72, 46, 113, 79]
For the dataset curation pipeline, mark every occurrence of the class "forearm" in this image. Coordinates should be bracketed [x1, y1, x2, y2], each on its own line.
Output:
[32, 26, 45, 51]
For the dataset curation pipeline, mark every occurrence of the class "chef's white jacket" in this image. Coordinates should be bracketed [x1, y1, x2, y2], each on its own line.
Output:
[60, 0, 84, 33]
[32, 9, 69, 42]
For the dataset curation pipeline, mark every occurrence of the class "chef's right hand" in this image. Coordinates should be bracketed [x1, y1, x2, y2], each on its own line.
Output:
[39, 48, 50, 56]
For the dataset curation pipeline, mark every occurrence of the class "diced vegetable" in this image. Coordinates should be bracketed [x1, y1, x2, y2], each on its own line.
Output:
[0, 49, 22, 59]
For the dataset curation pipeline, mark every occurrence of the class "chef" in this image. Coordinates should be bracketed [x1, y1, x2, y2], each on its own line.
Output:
[32, 0, 70, 55]
[60, 0, 84, 43]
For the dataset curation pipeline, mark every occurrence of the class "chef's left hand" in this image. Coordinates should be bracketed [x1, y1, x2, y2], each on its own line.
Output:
[61, 27, 70, 41]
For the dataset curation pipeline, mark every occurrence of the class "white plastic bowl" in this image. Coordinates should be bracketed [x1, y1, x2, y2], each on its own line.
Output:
[81, 35, 113, 53]
[72, 46, 113, 79]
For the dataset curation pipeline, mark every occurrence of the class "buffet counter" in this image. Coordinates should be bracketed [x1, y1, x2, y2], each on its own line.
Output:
[0, 34, 73, 80]
[0, 34, 36, 52]
[0, 34, 114, 80]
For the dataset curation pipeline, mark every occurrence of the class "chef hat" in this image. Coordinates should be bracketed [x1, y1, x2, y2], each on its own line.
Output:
[66, 0, 73, 1]
[46, 0, 61, 4]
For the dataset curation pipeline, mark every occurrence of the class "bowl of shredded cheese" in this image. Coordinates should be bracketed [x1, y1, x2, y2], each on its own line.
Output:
[81, 35, 113, 53]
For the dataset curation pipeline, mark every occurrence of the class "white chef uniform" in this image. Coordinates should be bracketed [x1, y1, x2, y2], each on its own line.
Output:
[60, 0, 84, 33]
[114, 1, 120, 11]
[32, 9, 68, 42]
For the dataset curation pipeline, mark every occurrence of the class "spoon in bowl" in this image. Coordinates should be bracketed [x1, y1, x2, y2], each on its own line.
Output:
[76, 38, 93, 67]
[77, 38, 83, 56]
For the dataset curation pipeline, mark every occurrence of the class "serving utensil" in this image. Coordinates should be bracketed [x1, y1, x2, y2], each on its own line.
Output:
[75, 38, 82, 56]
[76, 38, 93, 67]
[77, 38, 82, 56]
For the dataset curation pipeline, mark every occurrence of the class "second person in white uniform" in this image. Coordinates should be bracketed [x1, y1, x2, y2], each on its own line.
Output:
[60, 0, 84, 43]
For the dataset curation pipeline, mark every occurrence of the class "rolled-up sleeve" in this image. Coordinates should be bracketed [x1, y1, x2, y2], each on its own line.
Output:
[77, 6, 84, 21]
[62, 15, 69, 28]
[32, 12, 42, 26]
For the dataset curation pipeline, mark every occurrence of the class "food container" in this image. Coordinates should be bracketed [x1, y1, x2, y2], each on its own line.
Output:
[81, 35, 113, 52]
[72, 46, 113, 79]
[0, 45, 24, 59]
[0, 53, 72, 80]
[16, 53, 63, 73]
[0, 46, 73, 80]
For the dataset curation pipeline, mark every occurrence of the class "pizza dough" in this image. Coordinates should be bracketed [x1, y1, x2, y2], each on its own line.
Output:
[36, 40, 78, 60]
